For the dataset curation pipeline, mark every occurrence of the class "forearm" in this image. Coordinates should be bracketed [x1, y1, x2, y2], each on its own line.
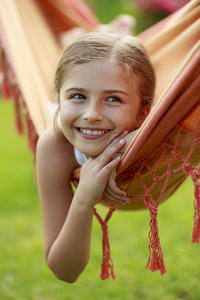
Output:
[46, 190, 94, 283]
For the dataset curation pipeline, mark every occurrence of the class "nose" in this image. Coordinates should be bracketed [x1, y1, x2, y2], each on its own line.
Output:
[83, 102, 104, 122]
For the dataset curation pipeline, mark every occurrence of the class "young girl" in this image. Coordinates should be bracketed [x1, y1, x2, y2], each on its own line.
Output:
[36, 32, 155, 283]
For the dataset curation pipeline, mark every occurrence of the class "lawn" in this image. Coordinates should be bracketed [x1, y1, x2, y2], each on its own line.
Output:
[0, 1, 199, 299]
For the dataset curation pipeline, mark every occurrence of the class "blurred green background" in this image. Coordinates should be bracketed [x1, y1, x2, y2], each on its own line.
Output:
[0, 1, 199, 299]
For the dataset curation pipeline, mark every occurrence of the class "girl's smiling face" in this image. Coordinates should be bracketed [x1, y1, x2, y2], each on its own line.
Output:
[59, 60, 142, 157]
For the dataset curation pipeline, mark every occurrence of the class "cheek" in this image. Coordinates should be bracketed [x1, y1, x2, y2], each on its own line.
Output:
[60, 110, 69, 128]
[60, 105, 76, 125]
[117, 112, 137, 132]
[60, 110, 74, 140]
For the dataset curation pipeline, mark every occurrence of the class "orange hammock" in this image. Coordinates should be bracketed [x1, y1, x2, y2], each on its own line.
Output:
[0, 0, 199, 280]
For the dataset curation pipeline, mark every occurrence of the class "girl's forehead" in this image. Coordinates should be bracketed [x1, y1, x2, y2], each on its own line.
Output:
[63, 60, 135, 84]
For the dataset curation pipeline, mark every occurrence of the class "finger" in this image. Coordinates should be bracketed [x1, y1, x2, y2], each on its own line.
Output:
[95, 131, 128, 168]
[104, 181, 129, 200]
[100, 156, 121, 178]
[106, 185, 128, 198]
[98, 138, 126, 167]
[103, 190, 130, 205]
[107, 175, 127, 197]
[104, 190, 130, 203]
[109, 130, 128, 146]
[104, 130, 129, 157]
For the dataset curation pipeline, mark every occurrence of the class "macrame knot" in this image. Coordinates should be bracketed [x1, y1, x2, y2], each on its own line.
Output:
[152, 174, 159, 182]
[149, 205, 158, 220]
[193, 180, 200, 188]
[183, 163, 192, 176]
[142, 193, 151, 203]
[171, 148, 178, 156]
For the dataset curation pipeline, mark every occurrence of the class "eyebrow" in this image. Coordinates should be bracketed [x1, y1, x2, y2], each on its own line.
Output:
[65, 88, 129, 96]
[103, 89, 129, 96]
[65, 88, 86, 93]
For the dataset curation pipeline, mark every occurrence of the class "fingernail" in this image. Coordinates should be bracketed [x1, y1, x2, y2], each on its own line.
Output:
[119, 139, 125, 144]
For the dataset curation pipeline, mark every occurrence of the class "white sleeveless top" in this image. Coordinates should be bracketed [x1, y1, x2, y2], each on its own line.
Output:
[74, 147, 88, 166]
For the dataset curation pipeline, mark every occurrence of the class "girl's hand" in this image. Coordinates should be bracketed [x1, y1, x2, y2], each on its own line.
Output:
[103, 166, 130, 205]
[103, 130, 139, 205]
[76, 131, 129, 207]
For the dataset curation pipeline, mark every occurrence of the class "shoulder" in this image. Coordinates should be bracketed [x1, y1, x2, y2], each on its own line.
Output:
[37, 127, 68, 149]
[37, 127, 73, 159]
[36, 127, 79, 180]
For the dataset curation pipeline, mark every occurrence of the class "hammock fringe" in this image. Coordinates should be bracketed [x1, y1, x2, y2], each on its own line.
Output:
[191, 171, 200, 244]
[142, 194, 167, 275]
[1, 49, 38, 159]
[93, 203, 117, 280]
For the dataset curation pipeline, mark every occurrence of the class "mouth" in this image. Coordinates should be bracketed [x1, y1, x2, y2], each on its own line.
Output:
[76, 127, 111, 138]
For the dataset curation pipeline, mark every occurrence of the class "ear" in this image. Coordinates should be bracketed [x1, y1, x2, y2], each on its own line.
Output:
[135, 104, 151, 128]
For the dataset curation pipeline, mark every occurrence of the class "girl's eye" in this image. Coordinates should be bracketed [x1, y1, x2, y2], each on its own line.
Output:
[72, 94, 86, 99]
[107, 96, 121, 103]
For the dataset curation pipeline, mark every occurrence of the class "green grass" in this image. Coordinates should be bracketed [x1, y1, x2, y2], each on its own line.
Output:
[0, 1, 199, 299]
[1, 100, 200, 300]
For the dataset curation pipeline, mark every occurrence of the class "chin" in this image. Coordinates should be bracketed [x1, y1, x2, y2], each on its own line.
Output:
[82, 149, 102, 158]
[85, 152, 100, 159]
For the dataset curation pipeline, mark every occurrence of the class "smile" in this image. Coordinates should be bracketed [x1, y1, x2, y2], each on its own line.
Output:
[80, 128, 109, 136]
[76, 127, 110, 139]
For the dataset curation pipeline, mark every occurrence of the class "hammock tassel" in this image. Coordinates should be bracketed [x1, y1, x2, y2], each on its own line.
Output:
[100, 223, 115, 280]
[182, 162, 200, 244]
[94, 206, 116, 280]
[142, 194, 167, 276]
[191, 178, 200, 244]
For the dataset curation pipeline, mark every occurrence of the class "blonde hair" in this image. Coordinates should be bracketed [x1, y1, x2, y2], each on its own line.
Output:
[54, 32, 155, 127]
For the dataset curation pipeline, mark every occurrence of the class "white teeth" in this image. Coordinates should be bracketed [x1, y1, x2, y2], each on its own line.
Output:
[80, 129, 109, 136]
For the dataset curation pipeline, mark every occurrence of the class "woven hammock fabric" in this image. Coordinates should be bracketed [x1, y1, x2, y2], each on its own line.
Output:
[0, 0, 199, 280]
